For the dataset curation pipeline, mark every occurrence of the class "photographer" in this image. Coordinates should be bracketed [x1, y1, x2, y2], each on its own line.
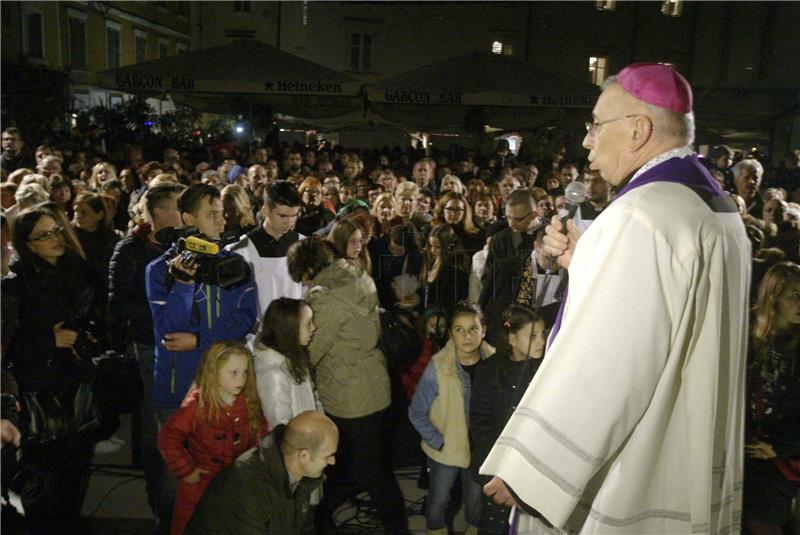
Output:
[145, 184, 257, 533]
[3, 203, 99, 532]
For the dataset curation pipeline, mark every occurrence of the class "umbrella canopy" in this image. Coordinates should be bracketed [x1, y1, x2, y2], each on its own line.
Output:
[96, 40, 364, 120]
[365, 50, 600, 131]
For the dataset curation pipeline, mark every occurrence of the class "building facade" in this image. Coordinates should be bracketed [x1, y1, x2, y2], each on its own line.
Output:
[2, 1, 192, 111]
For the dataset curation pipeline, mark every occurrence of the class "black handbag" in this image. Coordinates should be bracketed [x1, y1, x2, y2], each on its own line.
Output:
[378, 308, 422, 374]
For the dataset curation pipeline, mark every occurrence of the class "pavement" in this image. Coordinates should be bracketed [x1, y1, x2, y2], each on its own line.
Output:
[83, 413, 469, 534]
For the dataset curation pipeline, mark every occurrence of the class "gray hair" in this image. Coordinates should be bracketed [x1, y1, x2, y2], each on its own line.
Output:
[19, 173, 51, 192]
[602, 76, 695, 145]
[733, 158, 764, 180]
[15, 183, 49, 208]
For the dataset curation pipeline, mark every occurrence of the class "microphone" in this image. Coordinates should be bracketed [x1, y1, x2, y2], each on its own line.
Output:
[546, 181, 587, 272]
[561, 180, 588, 223]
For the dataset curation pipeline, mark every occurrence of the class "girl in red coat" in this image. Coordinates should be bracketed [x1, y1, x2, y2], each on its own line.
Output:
[158, 341, 267, 535]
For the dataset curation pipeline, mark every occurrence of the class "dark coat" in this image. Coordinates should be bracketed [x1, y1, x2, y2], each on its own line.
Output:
[469, 354, 541, 484]
[108, 224, 166, 345]
[3, 251, 96, 392]
[186, 425, 321, 535]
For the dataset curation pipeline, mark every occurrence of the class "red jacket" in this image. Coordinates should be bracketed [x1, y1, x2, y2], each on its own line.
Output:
[158, 389, 267, 535]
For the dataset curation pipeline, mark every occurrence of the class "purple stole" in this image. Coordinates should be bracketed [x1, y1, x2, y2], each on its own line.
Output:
[547, 154, 725, 344]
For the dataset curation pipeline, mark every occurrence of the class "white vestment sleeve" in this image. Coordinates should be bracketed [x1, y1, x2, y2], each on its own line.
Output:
[480, 202, 692, 528]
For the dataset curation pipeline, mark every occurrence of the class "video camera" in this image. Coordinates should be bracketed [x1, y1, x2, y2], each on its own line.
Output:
[156, 227, 250, 289]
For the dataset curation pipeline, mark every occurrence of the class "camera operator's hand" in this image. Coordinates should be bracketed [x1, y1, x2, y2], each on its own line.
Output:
[53, 321, 79, 348]
[162, 332, 198, 352]
[168, 254, 198, 285]
[1, 419, 21, 447]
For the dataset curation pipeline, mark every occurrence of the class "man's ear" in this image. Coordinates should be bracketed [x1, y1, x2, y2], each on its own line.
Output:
[181, 212, 193, 227]
[630, 116, 654, 150]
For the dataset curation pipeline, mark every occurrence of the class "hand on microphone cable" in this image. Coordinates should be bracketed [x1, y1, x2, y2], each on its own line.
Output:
[540, 215, 582, 270]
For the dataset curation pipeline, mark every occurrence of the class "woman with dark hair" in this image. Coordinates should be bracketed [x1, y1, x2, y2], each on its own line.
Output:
[3, 204, 99, 531]
[421, 223, 470, 315]
[469, 304, 546, 534]
[744, 261, 800, 534]
[286, 238, 408, 534]
[50, 173, 76, 219]
[374, 223, 423, 308]
[253, 297, 324, 426]
[72, 191, 118, 298]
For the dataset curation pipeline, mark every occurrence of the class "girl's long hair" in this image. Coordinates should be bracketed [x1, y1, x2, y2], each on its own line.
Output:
[494, 304, 540, 389]
[431, 191, 478, 235]
[752, 261, 800, 364]
[422, 223, 470, 282]
[194, 341, 262, 438]
[257, 298, 312, 384]
[327, 217, 372, 274]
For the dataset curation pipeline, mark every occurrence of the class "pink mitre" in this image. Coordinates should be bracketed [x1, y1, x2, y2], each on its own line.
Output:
[617, 62, 693, 114]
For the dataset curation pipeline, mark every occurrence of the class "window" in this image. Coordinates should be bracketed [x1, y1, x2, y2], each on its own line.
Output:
[233, 1, 251, 13]
[135, 32, 148, 63]
[491, 41, 513, 56]
[589, 56, 608, 86]
[176, 43, 187, 56]
[106, 23, 121, 69]
[661, 0, 683, 17]
[23, 9, 44, 59]
[350, 33, 372, 72]
[158, 39, 169, 58]
[69, 15, 87, 69]
[594, 0, 617, 11]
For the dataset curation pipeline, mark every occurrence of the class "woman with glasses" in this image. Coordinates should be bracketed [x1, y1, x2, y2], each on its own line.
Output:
[296, 177, 334, 236]
[430, 191, 484, 254]
[4, 203, 98, 532]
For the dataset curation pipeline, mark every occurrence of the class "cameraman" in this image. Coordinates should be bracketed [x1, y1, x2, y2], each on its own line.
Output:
[145, 184, 257, 533]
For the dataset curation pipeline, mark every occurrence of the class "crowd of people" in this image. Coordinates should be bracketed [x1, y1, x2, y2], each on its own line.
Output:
[0, 67, 799, 535]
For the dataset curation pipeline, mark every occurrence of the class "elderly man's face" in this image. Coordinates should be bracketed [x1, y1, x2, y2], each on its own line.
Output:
[583, 85, 639, 187]
[734, 168, 760, 201]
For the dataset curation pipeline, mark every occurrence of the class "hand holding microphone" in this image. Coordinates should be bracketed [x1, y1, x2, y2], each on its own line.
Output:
[540, 181, 587, 271]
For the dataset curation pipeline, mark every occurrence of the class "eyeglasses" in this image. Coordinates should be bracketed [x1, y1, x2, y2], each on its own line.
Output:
[28, 226, 64, 242]
[506, 211, 534, 223]
[584, 114, 639, 136]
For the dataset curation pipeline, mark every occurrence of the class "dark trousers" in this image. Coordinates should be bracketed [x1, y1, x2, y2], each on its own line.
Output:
[317, 410, 408, 534]
[23, 431, 94, 534]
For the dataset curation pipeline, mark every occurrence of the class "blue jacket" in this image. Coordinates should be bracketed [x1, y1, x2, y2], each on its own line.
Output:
[145, 247, 257, 409]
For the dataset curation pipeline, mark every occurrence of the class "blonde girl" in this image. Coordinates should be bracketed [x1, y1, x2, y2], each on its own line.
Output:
[158, 342, 267, 535]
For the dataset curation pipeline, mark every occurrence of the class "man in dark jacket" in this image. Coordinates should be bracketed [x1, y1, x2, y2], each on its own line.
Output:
[186, 411, 338, 535]
[479, 189, 561, 344]
[107, 182, 185, 522]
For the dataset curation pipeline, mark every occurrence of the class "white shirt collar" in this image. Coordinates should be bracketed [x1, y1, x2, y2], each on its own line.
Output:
[629, 146, 694, 184]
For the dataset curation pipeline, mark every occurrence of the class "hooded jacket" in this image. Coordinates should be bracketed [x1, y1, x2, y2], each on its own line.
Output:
[306, 259, 390, 418]
[145, 246, 258, 409]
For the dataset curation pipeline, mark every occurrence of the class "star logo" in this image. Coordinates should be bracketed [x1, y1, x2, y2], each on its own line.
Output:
[264, 81, 275, 91]
[529, 95, 539, 105]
